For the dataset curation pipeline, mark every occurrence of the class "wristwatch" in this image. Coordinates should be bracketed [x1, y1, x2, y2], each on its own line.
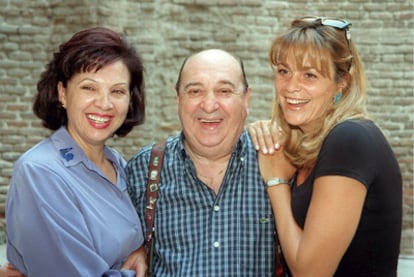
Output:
[266, 178, 289, 187]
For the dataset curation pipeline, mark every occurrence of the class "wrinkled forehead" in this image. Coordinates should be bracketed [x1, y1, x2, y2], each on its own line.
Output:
[181, 51, 244, 87]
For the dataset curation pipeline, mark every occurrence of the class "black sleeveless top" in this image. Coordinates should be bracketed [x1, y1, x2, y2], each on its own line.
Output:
[291, 120, 402, 277]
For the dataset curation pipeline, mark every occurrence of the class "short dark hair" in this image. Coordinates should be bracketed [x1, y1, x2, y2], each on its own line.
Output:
[33, 27, 145, 137]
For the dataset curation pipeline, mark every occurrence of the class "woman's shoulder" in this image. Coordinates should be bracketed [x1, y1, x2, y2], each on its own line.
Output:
[329, 119, 382, 140]
[332, 119, 376, 131]
[11, 137, 64, 187]
[324, 119, 388, 153]
[16, 136, 58, 165]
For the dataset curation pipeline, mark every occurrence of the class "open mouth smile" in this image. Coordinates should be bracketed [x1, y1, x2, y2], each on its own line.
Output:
[87, 114, 111, 123]
[286, 97, 310, 105]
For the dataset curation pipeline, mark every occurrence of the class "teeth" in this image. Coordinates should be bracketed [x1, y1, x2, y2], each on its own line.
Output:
[286, 98, 309, 105]
[88, 114, 109, 123]
[200, 119, 221, 123]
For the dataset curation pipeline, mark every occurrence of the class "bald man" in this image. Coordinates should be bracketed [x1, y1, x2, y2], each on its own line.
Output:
[126, 49, 280, 277]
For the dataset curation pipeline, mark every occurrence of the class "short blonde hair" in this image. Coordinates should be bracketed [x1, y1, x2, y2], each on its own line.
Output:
[269, 17, 368, 168]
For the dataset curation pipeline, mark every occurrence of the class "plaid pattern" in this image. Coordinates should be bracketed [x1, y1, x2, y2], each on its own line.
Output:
[126, 130, 276, 277]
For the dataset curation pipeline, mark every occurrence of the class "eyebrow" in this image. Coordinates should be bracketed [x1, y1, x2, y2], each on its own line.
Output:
[183, 82, 202, 90]
[77, 77, 97, 84]
[276, 62, 318, 71]
[217, 80, 236, 88]
[183, 80, 236, 90]
[77, 78, 129, 87]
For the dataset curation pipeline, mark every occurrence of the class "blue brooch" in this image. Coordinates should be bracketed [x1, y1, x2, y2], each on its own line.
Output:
[60, 147, 74, 161]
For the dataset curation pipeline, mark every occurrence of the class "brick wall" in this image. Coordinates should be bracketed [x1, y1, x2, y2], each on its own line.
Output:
[0, 0, 412, 255]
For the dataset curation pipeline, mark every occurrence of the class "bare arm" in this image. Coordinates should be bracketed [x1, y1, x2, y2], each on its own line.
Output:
[259, 152, 367, 277]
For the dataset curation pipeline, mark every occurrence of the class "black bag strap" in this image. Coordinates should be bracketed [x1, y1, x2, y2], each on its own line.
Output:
[145, 141, 166, 277]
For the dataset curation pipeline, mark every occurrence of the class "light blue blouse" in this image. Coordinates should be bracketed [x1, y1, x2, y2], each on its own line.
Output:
[6, 127, 144, 277]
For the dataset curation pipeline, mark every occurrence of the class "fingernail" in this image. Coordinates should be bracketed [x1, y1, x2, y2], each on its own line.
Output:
[275, 143, 280, 150]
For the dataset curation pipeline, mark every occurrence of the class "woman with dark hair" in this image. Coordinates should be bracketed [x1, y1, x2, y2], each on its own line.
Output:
[4, 27, 147, 277]
[250, 17, 402, 276]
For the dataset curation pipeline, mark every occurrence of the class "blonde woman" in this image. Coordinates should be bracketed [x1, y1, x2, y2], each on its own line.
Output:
[249, 17, 402, 276]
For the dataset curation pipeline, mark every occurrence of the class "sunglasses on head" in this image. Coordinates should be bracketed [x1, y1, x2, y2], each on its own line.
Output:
[301, 17, 351, 28]
[300, 16, 353, 71]
[300, 16, 352, 39]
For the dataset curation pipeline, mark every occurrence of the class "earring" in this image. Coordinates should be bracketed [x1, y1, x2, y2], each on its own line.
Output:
[61, 103, 66, 109]
[333, 92, 342, 104]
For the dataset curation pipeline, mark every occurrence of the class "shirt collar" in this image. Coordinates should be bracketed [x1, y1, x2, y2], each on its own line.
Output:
[50, 127, 125, 179]
[51, 127, 85, 166]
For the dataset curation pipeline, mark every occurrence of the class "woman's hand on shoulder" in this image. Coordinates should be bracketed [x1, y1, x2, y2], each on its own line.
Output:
[248, 120, 282, 154]
[258, 148, 296, 183]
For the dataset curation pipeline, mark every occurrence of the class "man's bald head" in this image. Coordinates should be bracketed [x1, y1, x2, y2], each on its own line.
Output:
[175, 49, 249, 95]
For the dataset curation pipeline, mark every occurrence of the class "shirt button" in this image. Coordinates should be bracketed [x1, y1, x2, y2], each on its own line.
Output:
[213, 241, 220, 248]
[213, 205, 220, 211]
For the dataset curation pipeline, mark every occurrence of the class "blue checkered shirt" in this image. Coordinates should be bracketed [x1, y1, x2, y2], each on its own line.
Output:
[126, 130, 276, 276]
